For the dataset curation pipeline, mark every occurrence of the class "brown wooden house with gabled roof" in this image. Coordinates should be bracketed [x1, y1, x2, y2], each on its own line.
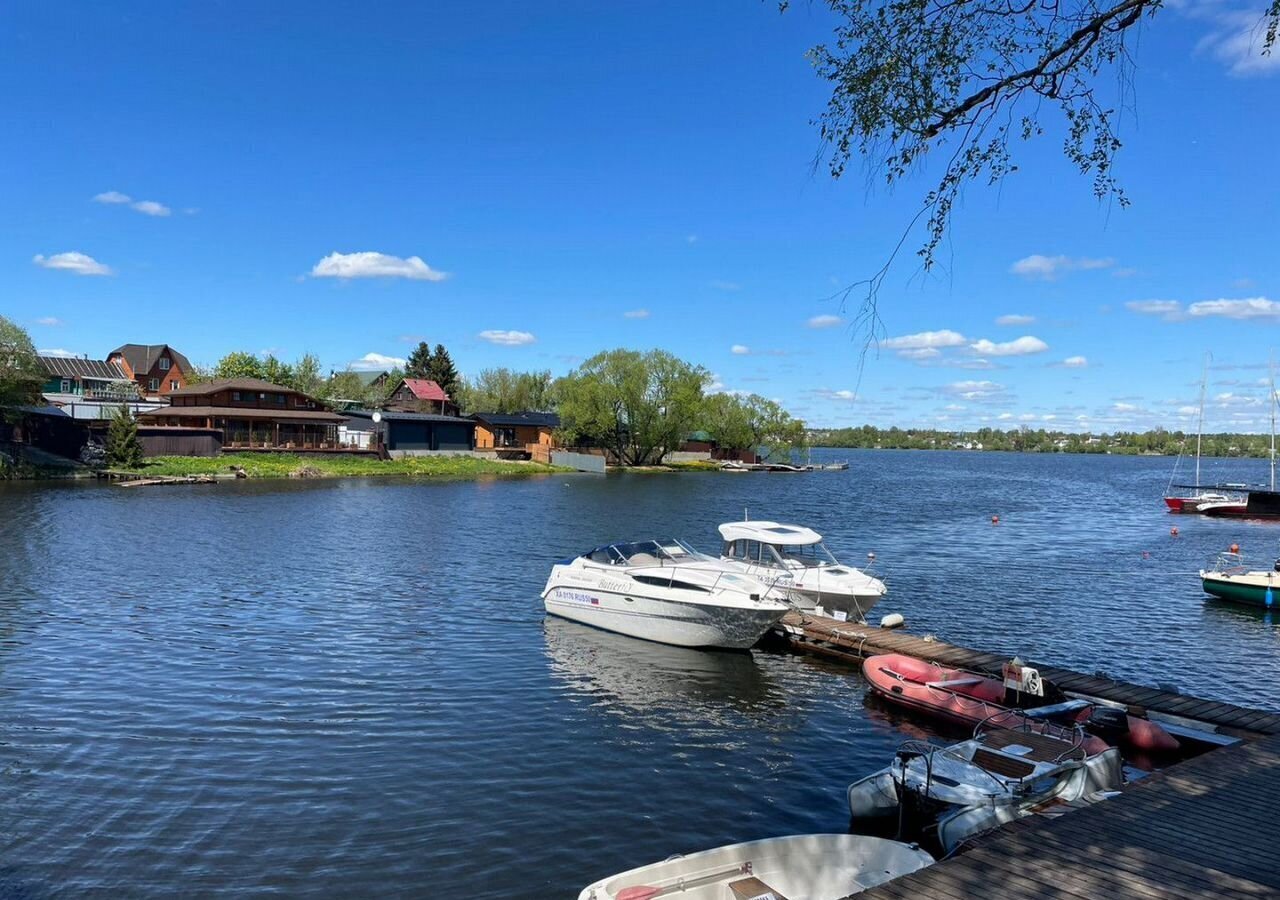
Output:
[137, 378, 351, 451]
[107, 343, 193, 398]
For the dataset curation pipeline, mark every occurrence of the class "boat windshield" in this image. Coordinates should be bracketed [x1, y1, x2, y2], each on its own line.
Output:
[777, 541, 840, 568]
[582, 539, 710, 566]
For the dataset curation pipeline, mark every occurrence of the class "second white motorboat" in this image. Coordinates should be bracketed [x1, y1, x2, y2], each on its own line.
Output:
[718, 520, 886, 621]
[542, 539, 789, 649]
[578, 833, 933, 900]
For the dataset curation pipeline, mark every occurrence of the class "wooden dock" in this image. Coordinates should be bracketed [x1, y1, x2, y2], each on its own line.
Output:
[774, 612, 1280, 738]
[771, 613, 1280, 898]
[859, 731, 1280, 899]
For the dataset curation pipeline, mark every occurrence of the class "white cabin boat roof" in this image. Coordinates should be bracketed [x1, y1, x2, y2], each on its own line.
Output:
[718, 521, 822, 546]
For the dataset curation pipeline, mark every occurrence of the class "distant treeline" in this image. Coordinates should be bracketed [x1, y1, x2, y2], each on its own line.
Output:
[808, 426, 1280, 457]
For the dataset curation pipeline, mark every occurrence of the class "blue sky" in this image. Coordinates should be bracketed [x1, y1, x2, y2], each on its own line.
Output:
[3, 1, 1278, 431]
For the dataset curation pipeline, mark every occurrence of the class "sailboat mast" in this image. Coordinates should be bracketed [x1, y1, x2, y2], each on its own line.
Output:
[1270, 360, 1276, 492]
[1196, 356, 1208, 487]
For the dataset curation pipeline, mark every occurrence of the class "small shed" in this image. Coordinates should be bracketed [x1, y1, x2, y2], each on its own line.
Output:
[471, 412, 560, 461]
[342, 409, 476, 455]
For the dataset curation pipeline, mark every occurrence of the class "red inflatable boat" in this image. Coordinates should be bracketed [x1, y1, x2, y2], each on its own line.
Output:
[863, 654, 1180, 754]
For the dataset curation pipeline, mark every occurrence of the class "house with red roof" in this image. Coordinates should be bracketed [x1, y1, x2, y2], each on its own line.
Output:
[384, 377, 458, 416]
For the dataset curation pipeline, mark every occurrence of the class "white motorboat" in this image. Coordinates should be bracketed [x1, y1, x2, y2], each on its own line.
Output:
[578, 833, 933, 900]
[542, 539, 789, 649]
[847, 722, 1122, 856]
[718, 520, 886, 621]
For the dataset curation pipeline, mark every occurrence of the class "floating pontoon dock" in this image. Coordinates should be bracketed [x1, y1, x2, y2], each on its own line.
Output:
[768, 612, 1280, 898]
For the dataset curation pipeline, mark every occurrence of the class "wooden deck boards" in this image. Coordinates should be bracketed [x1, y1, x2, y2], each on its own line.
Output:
[777, 612, 1280, 736]
[857, 733, 1280, 900]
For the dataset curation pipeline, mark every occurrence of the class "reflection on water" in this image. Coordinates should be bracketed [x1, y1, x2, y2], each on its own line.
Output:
[544, 617, 785, 734]
[0, 452, 1278, 897]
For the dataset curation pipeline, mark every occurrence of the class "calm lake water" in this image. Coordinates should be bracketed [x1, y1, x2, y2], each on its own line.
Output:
[1, 450, 1277, 897]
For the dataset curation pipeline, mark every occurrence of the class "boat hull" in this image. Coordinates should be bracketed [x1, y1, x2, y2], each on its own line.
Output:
[862, 654, 1178, 753]
[1201, 572, 1280, 608]
[543, 586, 784, 649]
[577, 833, 934, 900]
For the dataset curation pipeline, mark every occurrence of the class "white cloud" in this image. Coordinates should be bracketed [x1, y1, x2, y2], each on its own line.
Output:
[311, 251, 449, 281]
[995, 314, 1036, 326]
[1187, 297, 1280, 320]
[1177, 405, 1199, 416]
[35, 316, 64, 326]
[807, 314, 843, 329]
[37, 348, 79, 358]
[968, 336, 1049, 357]
[731, 344, 751, 355]
[882, 329, 968, 350]
[1125, 296, 1280, 322]
[32, 252, 112, 276]
[1010, 254, 1114, 280]
[686, 234, 699, 244]
[131, 200, 171, 217]
[813, 388, 857, 402]
[93, 190, 131, 204]
[1112, 402, 1139, 412]
[1198, 9, 1280, 76]
[939, 380, 1005, 401]
[623, 309, 650, 319]
[349, 352, 407, 371]
[898, 347, 941, 360]
[479, 329, 536, 346]
[1125, 300, 1184, 321]
[1061, 356, 1089, 368]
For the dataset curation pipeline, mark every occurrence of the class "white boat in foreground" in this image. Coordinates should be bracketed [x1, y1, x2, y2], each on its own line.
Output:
[718, 520, 886, 621]
[578, 833, 933, 900]
[542, 539, 789, 648]
[848, 722, 1122, 856]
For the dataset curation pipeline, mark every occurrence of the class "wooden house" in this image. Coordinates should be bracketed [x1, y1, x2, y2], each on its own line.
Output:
[107, 344, 193, 398]
[471, 412, 559, 462]
[384, 378, 459, 416]
[137, 378, 349, 450]
[38, 355, 138, 403]
[342, 409, 476, 455]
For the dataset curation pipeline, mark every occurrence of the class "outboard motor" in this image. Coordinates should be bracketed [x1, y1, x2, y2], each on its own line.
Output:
[1088, 705, 1130, 745]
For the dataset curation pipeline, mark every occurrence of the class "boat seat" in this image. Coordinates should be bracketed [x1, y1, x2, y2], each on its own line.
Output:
[729, 876, 791, 900]
[925, 676, 985, 689]
[628, 553, 659, 565]
[971, 748, 1037, 780]
[982, 727, 1085, 762]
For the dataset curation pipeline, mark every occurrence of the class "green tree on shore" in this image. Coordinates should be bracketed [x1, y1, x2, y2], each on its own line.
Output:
[557, 349, 708, 466]
[406, 342, 433, 379]
[0, 315, 45, 418]
[214, 352, 265, 380]
[428, 344, 460, 399]
[106, 404, 144, 468]
[455, 368, 557, 414]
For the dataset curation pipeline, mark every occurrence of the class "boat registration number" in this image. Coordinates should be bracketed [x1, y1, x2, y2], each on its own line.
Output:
[558, 589, 600, 606]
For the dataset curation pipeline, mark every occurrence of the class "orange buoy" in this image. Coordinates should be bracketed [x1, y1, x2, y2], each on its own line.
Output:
[991, 515, 1000, 525]
[1170, 527, 1179, 537]
[1230, 543, 1240, 554]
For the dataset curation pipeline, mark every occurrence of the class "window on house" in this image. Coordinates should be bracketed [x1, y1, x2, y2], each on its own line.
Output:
[171, 380, 179, 390]
[60, 379, 71, 393]
[148, 378, 159, 391]
[159, 357, 170, 370]
[275, 394, 285, 404]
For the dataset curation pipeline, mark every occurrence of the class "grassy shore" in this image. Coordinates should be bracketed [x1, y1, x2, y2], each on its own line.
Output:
[136, 453, 566, 479]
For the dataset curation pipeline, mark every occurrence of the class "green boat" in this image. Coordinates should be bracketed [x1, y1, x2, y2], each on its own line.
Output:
[1200, 553, 1280, 608]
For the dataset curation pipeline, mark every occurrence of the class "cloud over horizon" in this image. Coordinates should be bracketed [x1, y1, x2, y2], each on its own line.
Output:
[33, 252, 112, 276]
[1010, 254, 1114, 280]
[478, 329, 536, 346]
[311, 251, 449, 281]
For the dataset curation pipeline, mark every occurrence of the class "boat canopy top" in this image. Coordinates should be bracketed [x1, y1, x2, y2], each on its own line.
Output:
[579, 539, 711, 566]
[718, 521, 822, 546]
